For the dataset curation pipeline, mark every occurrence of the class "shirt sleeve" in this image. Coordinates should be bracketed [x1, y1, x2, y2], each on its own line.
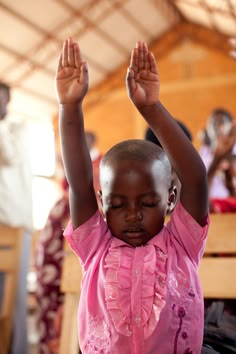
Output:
[167, 202, 209, 265]
[63, 210, 111, 269]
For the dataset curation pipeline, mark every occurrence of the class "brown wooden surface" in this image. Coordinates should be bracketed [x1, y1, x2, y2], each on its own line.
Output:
[205, 213, 236, 254]
[199, 257, 236, 298]
[0, 226, 24, 354]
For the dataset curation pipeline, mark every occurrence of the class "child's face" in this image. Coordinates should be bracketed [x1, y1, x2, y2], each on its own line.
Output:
[100, 158, 173, 247]
[207, 113, 232, 144]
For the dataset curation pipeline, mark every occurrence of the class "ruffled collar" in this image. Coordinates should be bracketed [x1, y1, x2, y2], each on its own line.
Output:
[104, 233, 168, 340]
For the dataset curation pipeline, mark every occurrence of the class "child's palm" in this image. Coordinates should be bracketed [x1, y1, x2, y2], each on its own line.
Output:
[56, 66, 87, 104]
[132, 70, 159, 107]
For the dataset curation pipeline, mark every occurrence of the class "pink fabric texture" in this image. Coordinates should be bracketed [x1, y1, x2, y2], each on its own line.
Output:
[64, 203, 209, 354]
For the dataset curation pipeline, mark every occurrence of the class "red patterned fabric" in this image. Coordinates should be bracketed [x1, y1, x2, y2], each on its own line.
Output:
[35, 196, 70, 354]
[210, 197, 236, 213]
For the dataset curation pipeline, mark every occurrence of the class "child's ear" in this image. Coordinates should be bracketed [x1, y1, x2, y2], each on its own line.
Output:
[97, 190, 103, 206]
[97, 190, 106, 220]
[166, 185, 177, 215]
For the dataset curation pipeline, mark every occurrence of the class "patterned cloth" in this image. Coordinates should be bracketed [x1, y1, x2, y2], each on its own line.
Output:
[35, 196, 70, 354]
[35, 154, 102, 354]
[64, 202, 209, 354]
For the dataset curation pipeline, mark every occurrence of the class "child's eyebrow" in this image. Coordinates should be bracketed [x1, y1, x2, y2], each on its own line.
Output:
[105, 194, 125, 199]
[107, 192, 160, 199]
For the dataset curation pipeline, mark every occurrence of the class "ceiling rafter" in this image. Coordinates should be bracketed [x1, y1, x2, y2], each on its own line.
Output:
[226, 0, 236, 21]
[83, 20, 234, 110]
[56, 0, 129, 57]
[199, 0, 220, 33]
[0, 0, 112, 89]
[111, 0, 153, 38]
[157, 0, 183, 22]
[175, 0, 236, 16]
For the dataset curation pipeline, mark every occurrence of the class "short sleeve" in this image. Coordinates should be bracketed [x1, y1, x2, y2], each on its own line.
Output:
[63, 210, 112, 268]
[167, 202, 209, 265]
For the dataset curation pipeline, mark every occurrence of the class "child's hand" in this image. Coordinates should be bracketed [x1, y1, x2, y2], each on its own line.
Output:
[126, 41, 160, 109]
[55, 38, 88, 104]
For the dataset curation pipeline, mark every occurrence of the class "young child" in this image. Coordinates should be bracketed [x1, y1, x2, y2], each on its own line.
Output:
[56, 38, 209, 354]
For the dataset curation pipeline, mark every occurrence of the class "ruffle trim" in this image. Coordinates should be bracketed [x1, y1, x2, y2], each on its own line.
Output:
[104, 244, 167, 339]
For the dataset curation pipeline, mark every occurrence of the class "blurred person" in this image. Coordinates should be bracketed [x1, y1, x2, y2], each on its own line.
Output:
[210, 153, 236, 213]
[35, 131, 102, 354]
[198, 108, 236, 199]
[0, 82, 33, 354]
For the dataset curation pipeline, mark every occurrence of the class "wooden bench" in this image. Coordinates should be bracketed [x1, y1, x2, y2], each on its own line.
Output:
[59, 212, 236, 353]
[0, 226, 24, 354]
[199, 213, 236, 298]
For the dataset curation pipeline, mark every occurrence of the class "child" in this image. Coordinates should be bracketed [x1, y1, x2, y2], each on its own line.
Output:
[56, 38, 209, 354]
[199, 108, 236, 200]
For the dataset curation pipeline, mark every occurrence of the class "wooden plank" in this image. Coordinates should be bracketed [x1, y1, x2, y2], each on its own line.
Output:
[205, 213, 236, 254]
[0, 226, 24, 354]
[199, 258, 236, 298]
[0, 251, 18, 271]
[59, 293, 80, 354]
[0, 227, 23, 246]
[61, 250, 82, 293]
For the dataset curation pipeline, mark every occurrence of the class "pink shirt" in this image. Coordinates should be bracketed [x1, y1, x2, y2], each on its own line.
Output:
[64, 203, 209, 354]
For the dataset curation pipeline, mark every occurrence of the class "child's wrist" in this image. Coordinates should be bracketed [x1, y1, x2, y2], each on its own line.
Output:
[59, 100, 83, 107]
[138, 101, 162, 117]
[58, 102, 83, 114]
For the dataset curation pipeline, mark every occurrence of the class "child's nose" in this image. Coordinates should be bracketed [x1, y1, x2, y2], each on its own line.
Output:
[125, 206, 143, 222]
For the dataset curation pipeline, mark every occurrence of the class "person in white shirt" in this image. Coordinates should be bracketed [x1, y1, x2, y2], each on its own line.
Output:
[0, 81, 33, 354]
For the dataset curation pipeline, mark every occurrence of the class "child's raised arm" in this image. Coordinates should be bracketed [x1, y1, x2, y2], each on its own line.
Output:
[126, 42, 208, 226]
[55, 38, 98, 228]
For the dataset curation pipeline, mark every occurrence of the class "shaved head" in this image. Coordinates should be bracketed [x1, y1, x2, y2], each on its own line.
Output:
[100, 139, 171, 186]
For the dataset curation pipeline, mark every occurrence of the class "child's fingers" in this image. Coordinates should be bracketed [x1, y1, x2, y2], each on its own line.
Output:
[62, 39, 69, 67]
[80, 61, 89, 85]
[129, 48, 138, 76]
[74, 43, 82, 68]
[126, 67, 136, 94]
[143, 42, 149, 71]
[68, 38, 75, 67]
[137, 41, 144, 71]
[56, 53, 63, 73]
[148, 52, 158, 74]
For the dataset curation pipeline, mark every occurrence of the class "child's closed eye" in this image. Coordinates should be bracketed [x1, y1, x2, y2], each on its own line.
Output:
[141, 202, 157, 207]
[110, 203, 124, 209]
